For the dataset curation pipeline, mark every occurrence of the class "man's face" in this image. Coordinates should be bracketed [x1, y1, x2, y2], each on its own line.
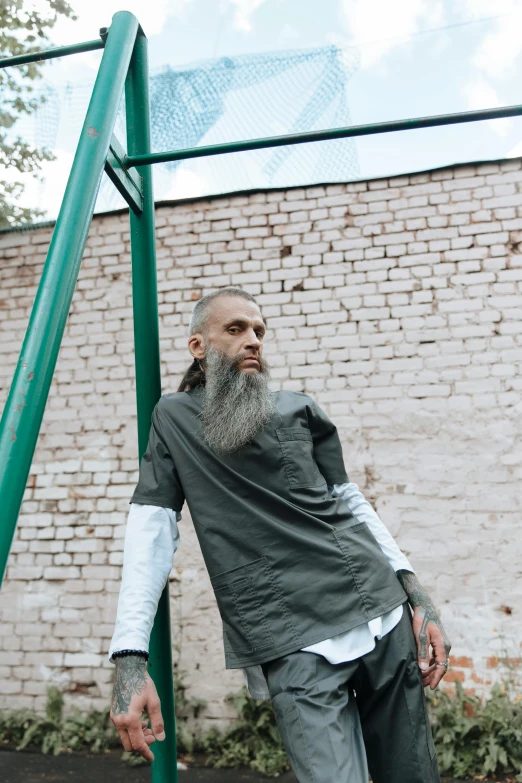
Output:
[193, 295, 267, 375]
[188, 295, 276, 454]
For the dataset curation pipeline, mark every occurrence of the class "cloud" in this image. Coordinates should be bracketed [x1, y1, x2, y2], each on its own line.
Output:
[470, 5, 522, 79]
[162, 167, 210, 200]
[457, 1, 522, 146]
[506, 139, 522, 159]
[463, 79, 513, 137]
[226, 0, 267, 32]
[339, 0, 445, 67]
[278, 24, 300, 46]
[0, 148, 74, 222]
[458, 0, 522, 78]
[1, 153, 213, 222]
[46, 0, 193, 64]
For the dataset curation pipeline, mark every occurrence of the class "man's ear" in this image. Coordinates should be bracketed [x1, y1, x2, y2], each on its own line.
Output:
[188, 333, 205, 361]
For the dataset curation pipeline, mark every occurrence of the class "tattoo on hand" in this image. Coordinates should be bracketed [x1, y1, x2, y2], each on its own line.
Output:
[397, 570, 451, 659]
[111, 655, 147, 715]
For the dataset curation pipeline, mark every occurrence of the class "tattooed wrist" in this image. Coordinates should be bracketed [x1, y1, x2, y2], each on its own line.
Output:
[397, 569, 451, 662]
[111, 654, 147, 716]
[396, 570, 435, 610]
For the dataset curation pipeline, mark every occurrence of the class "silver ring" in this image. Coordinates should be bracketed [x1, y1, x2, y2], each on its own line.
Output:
[435, 660, 449, 670]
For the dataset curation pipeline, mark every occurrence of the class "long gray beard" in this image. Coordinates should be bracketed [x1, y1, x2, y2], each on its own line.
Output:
[199, 344, 277, 455]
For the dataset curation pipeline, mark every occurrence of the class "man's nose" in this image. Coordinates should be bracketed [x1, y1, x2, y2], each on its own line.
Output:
[245, 330, 261, 350]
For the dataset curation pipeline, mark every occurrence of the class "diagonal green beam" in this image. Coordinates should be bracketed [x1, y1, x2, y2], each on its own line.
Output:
[105, 134, 143, 214]
[0, 11, 140, 585]
[124, 103, 522, 168]
[125, 30, 179, 783]
[0, 39, 104, 69]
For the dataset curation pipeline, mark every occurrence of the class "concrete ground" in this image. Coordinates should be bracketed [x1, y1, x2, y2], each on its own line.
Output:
[0, 749, 511, 782]
[1, 749, 297, 782]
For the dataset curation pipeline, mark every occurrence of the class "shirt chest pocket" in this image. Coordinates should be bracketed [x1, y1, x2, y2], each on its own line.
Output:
[276, 427, 325, 489]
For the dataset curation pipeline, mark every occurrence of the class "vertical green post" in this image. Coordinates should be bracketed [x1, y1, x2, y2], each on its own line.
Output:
[0, 11, 139, 584]
[125, 31, 178, 783]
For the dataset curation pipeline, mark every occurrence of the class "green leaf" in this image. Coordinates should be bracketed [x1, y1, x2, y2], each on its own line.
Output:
[428, 675, 522, 779]
[0, 0, 75, 226]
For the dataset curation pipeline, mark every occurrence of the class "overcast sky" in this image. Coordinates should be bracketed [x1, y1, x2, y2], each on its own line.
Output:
[7, 0, 522, 221]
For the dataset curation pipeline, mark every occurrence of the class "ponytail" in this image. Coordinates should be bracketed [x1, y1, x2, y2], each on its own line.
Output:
[177, 358, 206, 392]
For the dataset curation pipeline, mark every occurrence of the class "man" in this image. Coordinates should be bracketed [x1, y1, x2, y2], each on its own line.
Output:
[109, 286, 451, 782]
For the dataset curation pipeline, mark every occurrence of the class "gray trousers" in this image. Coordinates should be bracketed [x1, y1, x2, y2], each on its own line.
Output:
[261, 605, 441, 783]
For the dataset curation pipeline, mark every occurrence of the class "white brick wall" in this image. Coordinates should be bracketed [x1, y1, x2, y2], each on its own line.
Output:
[1, 158, 521, 731]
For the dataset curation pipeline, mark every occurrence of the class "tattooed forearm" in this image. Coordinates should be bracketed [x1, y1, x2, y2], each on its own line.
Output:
[397, 570, 437, 611]
[111, 655, 147, 716]
[397, 570, 451, 660]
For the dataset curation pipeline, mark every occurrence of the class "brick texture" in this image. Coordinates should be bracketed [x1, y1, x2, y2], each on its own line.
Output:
[1, 159, 521, 731]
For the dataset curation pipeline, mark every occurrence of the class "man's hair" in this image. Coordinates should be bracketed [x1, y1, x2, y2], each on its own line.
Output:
[188, 287, 257, 337]
[177, 287, 259, 392]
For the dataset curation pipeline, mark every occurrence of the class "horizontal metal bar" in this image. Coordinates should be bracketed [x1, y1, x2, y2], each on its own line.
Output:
[0, 39, 104, 69]
[104, 134, 143, 214]
[125, 103, 522, 169]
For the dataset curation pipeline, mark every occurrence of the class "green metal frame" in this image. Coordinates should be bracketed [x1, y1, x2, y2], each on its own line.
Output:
[1, 10, 522, 780]
[0, 12, 176, 782]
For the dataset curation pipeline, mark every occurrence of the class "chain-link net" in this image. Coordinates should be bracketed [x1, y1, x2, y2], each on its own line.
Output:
[14, 44, 360, 211]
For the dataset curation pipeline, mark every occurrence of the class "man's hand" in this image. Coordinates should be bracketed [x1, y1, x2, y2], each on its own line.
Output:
[397, 570, 452, 690]
[110, 655, 165, 761]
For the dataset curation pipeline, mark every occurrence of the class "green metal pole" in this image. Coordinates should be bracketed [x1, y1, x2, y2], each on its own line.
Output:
[124, 102, 522, 168]
[0, 10, 139, 585]
[0, 39, 104, 69]
[125, 31, 178, 783]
